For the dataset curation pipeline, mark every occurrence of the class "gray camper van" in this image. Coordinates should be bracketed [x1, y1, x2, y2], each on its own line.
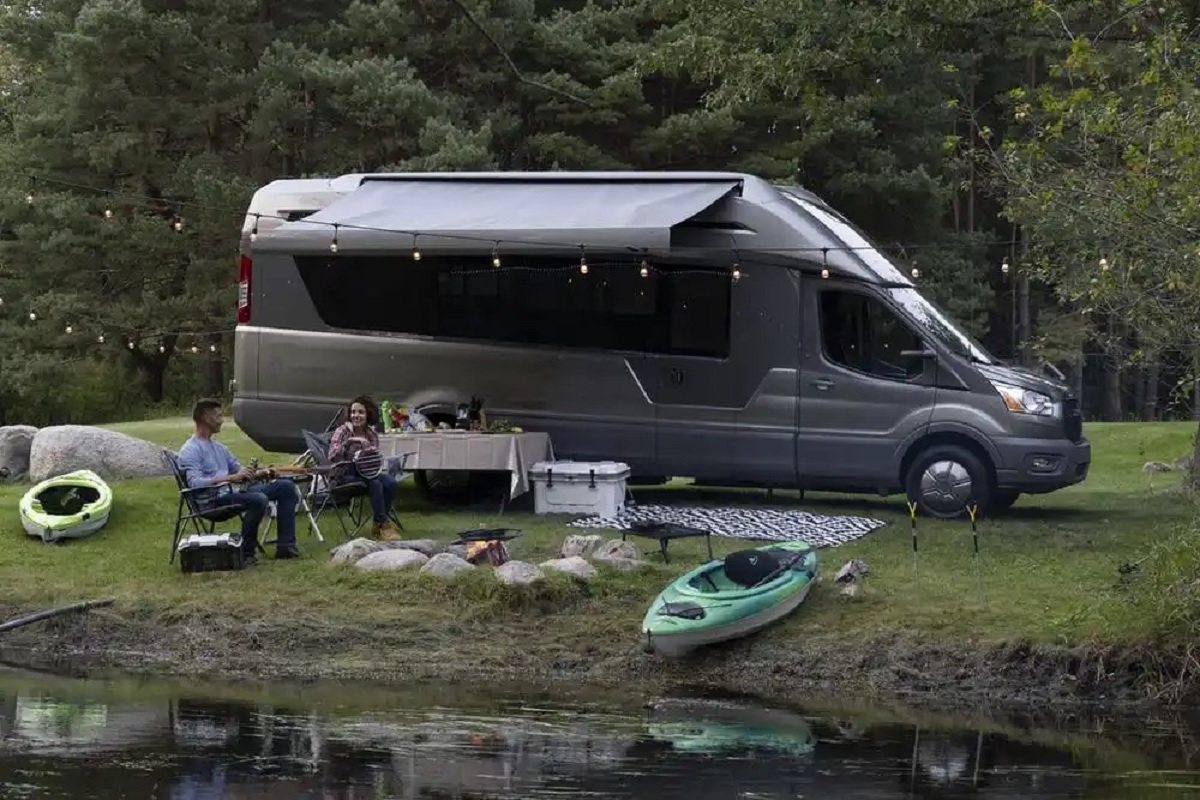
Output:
[232, 171, 1090, 518]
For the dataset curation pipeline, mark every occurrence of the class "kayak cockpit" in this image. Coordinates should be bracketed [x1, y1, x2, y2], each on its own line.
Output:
[687, 548, 789, 594]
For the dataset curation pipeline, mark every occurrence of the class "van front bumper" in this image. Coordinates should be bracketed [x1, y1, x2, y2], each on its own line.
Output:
[993, 437, 1091, 494]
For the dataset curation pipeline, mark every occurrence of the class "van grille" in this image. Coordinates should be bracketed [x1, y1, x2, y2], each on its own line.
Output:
[1063, 398, 1083, 442]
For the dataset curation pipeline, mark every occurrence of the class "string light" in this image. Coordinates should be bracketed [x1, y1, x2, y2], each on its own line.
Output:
[732, 263, 741, 283]
[96, 334, 104, 343]
[911, 267, 920, 279]
[491, 243, 501, 268]
[330, 223, 339, 253]
[1001, 258, 1010, 274]
[172, 215, 183, 233]
[640, 259, 649, 278]
[190, 345, 198, 354]
[103, 207, 112, 220]
[64, 324, 72, 334]
[25, 190, 32, 205]
[1099, 257, 1109, 270]
[28, 311, 35, 321]
[250, 214, 260, 243]
[821, 248, 829, 279]
[579, 246, 588, 275]
[412, 233, 421, 261]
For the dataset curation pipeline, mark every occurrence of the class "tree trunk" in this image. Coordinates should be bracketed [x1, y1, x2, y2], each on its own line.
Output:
[1017, 274, 1032, 366]
[1102, 351, 1123, 421]
[1141, 352, 1160, 422]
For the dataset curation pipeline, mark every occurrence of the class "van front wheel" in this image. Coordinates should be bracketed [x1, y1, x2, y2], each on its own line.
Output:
[904, 445, 993, 520]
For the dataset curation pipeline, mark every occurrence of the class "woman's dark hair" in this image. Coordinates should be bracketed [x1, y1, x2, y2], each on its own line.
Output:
[347, 395, 380, 428]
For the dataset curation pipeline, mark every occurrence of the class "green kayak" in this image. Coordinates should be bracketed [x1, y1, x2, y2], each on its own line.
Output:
[641, 539, 818, 657]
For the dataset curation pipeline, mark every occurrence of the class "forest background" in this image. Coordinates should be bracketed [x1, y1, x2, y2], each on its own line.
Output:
[0, 0, 1194, 434]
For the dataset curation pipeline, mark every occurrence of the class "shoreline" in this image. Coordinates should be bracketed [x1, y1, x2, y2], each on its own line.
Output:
[0, 598, 1180, 721]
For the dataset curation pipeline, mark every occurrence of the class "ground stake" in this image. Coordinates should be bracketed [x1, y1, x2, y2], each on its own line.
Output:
[907, 500, 920, 592]
[967, 503, 984, 602]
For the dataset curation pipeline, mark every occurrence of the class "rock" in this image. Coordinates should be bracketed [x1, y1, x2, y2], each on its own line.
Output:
[592, 539, 640, 562]
[28, 425, 171, 483]
[540, 556, 597, 581]
[1143, 461, 1173, 474]
[593, 557, 646, 572]
[446, 544, 469, 561]
[560, 534, 605, 559]
[420, 552, 474, 577]
[0, 425, 37, 483]
[330, 537, 387, 565]
[835, 559, 869, 583]
[393, 538, 440, 556]
[354, 549, 429, 571]
[495, 560, 544, 586]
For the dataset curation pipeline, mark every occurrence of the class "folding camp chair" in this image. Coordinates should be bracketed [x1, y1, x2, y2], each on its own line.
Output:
[299, 429, 405, 540]
[162, 449, 270, 563]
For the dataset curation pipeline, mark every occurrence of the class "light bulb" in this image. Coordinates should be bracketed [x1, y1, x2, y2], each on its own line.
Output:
[492, 253, 501, 268]
[28, 311, 35, 321]
[191, 345, 198, 354]
[128, 341, 135, 349]
[330, 240, 338, 253]
[640, 260, 649, 278]
[210, 344, 217, 352]
[25, 192, 32, 205]
[1099, 257, 1109, 270]
[173, 218, 183, 232]
[732, 266, 741, 283]
[250, 230, 258, 243]
[1001, 259, 1009, 274]
[412, 248, 421, 261]
[104, 208, 112, 219]
[580, 261, 588, 275]
[159, 345, 165, 353]
[65, 325, 72, 334]
[97, 334, 104, 343]
[821, 268, 830, 279]
[911, 267, 920, 279]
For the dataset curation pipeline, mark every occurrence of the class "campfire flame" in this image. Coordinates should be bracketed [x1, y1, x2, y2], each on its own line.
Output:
[465, 539, 508, 565]
[466, 540, 494, 560]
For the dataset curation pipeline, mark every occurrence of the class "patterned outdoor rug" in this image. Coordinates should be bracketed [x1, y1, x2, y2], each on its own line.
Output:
[567, 503, 890, 548]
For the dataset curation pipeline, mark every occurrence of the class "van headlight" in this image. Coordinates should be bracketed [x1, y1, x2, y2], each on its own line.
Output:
[992, 382, 1060, 417]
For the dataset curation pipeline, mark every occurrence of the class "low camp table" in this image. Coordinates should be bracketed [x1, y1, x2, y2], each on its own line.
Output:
[621, 521, 715, 564]
[378, 431, 554, 501]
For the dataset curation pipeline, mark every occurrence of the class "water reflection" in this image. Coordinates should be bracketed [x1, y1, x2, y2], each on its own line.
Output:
[0, 669, 1195, 798]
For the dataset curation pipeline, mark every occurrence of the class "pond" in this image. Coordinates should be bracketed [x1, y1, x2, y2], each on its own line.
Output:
[0, 664, 1196, 799]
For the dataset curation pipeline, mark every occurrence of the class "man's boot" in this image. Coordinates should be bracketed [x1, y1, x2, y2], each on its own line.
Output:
[378, 521, 400, 542]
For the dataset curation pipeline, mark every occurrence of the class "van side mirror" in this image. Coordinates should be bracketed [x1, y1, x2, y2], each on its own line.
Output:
[900, 348, 937, 360]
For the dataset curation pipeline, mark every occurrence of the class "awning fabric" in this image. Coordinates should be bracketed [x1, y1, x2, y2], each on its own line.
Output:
[252, 178, 741, 254]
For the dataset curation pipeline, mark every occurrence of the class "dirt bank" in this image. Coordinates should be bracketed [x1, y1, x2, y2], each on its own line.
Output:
[0, 601, 1182, 720]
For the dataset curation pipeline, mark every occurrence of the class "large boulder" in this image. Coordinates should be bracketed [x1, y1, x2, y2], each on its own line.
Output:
[0, 425, 37, 483]
[355, 549, 429, 572]
[420, 552, 474, 577]
[28, 425, 172, 483]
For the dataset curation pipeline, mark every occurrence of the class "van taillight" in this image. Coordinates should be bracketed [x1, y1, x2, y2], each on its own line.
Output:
[237, 254, 252, 324]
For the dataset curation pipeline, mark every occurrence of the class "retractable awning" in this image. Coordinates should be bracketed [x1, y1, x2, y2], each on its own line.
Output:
[252, 177, 742, 255]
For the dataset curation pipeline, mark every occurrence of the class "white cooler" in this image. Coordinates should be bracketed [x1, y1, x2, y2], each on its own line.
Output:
[528, 460, 630, 517]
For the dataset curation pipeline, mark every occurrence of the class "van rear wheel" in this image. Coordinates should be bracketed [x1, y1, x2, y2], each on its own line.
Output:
[904, 444, 993, 520]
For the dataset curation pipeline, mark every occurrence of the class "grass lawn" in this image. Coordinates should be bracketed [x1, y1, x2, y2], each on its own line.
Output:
[0, 416, 1196, 680]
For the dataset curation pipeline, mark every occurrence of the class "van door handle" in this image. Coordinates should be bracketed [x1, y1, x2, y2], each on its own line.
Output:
[811, 378, 835, 391]
[668, 368, 685, 385]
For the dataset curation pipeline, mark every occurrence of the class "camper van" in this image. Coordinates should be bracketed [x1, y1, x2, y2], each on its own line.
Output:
[232, 171, 1090, 518]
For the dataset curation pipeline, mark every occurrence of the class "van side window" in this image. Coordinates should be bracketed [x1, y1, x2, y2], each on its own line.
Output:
[294, 256, 730, 358]
[818, 289, 923, 381]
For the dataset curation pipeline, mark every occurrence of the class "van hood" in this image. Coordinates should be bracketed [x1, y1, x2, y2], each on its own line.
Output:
[974, 362, 1075, 401]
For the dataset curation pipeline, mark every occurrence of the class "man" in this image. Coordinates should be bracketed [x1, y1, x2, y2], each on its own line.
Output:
[176, 398, 300, 564]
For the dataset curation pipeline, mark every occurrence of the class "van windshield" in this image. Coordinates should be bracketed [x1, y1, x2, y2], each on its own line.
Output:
[885, 287, 996, 365]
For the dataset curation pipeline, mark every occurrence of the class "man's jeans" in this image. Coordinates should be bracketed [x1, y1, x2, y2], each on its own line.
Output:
[216, 480, 299, 555]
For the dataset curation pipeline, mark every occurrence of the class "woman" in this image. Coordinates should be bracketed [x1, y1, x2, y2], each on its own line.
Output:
[328, 395, 399, 541]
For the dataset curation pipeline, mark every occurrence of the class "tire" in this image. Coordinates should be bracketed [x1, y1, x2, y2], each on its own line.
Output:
[904, 444, 993, 520]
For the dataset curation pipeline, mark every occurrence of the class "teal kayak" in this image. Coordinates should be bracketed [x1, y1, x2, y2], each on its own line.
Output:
[641, 540, 818, 657]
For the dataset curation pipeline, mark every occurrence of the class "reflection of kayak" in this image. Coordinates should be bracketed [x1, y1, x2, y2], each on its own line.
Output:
[641, 541, 818, 657]
[645, 698, 816, 757]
